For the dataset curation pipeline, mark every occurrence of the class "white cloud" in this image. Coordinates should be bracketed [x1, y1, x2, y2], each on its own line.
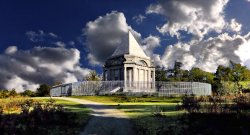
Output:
[84, 11, 161, 66]
[0, 46, 91, 92]
[132, 14, 146, 24]
[160, 33, 250, 72]
[146, 0, 229, 39]
[26, 30, 58, 42]
[54, 41, 66, 47]
[227, 18, 242, 33]
[142, 35, 160, 57]
[5, 46, 18, 54]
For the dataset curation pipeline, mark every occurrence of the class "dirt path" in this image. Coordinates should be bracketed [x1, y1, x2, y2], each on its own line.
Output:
[53, 97, 135, 135]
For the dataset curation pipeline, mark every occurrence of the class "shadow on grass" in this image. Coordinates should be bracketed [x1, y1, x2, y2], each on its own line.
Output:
[132, 113, 250, 135]
[82, 116, 136, 135]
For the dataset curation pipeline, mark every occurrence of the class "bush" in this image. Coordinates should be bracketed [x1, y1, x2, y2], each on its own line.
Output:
[233, 95, 250, 111]
[179, 95, 201, 113]
[0, 98, 88, 135]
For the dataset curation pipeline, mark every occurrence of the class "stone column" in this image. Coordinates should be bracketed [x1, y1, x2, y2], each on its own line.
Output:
[124, 66, 127, 90]
[133, 67, 136, 87]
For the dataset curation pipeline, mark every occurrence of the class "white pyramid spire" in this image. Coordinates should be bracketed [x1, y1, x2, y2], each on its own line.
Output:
[111, 31, 149, 58]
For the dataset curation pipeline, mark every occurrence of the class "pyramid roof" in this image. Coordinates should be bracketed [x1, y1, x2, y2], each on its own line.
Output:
[111, 31, 149, 59]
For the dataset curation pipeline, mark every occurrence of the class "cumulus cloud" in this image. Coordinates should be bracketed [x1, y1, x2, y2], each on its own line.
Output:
[146, 0, 231, 39]
[132, 14, 146, 24]
[0, 46, 90, 92]
[84, 11, 160, 66]
[141, 35, 160, 57]
[160, 32, 250, 72]
[26, 30, 58, 42]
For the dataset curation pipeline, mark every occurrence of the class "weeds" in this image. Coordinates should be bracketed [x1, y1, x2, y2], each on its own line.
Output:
[0, 98, 88, 135]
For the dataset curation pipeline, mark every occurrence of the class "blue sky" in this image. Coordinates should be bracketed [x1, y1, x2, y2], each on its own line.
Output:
[0, 0, 250, 91]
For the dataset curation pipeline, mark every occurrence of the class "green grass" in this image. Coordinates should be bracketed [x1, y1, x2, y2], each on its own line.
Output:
[72, 95, 184, 135]
[72, 95, 184, 117]
[38, 98, 92, 123]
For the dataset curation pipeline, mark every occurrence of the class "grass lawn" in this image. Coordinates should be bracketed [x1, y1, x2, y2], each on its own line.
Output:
[72, 95, 250, 135]
[72, 95, 184, 117]
[40, 98, 92, 121]
[72, 95, 185, 135]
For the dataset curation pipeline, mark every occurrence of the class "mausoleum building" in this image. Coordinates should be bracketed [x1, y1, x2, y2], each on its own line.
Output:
[103, 31, 155, 91]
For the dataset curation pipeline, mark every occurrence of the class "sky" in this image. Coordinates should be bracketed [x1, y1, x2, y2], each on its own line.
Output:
[1, 0, 250, 91]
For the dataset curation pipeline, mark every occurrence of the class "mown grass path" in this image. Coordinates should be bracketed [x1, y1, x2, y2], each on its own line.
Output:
[53, 97, 135, 135]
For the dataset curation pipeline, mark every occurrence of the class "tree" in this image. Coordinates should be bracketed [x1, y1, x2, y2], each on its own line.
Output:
[230, 61, 247, 93]
[0, 90, 9, 98]
[84, 71, 101, 81]
[36, 84, 50, 97]
[189, 67, 214, 84]
[155, 66, 168, 81]
[214, 66, 228, 95]
[21, 90, 36, 97]
[9, 89, 17, 97]
[166, 61, 189, 81]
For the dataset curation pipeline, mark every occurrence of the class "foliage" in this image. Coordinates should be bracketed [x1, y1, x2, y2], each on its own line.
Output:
[189, 67, 214, 84]
[0, 98, 89, 135]
[230, 61, 248, 93]
[156, 61, 250, 95]
[84, 71, 101, 81]
[155, 66, 168, 81]
[166, 61, 189, 81]
[20, 90, 36, 97]
[36, 84, 51, 97]
[233, 95, 250, 111]
[0, 89, 19, 99]
[179, 95, 201, 113]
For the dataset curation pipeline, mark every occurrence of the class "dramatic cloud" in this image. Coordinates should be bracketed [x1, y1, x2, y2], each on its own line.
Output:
[142, 35, 160, 57]
[160, 32, 250, 72]
[84, 11, 160, 66]
[146, 0, 231, 39]
[0, 46, 90, 92]
[132, 14, 146, 24]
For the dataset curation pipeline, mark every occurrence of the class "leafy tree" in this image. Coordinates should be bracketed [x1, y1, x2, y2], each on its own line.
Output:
[214, 65, 232, 95]
[84, 71, 101, 81]
[0, 90, 9, 98]
[189, 67, 214, 84]
[36, 84, 51, 97]
[21, 90, 36, 97]
[155, 66, 168, 81]
[9, 89, 17, 97]
[230, 61, 247, 93]
[167, 61, 189, 81]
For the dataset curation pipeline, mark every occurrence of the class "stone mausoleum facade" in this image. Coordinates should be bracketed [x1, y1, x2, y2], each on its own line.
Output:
[103, 31, 155, 91]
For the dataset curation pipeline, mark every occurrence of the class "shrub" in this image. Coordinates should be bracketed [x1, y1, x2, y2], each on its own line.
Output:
[0, 98, 87, 135]
[233, 95, 250, 111]
[180, 95, 201, 113]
